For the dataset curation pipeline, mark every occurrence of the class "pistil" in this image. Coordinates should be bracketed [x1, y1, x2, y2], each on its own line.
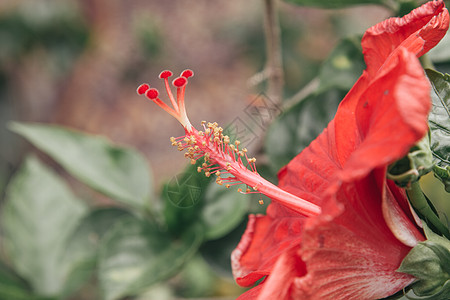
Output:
[137, 69, 321, 217]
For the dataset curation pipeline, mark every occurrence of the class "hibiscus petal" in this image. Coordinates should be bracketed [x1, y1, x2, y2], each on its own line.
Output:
[281, 44, 426, 300]
[362, 0, 449, 78]
[341, 47, 430, 180]
[232, 210, 306, 287]
[233, 2, 449, 298]
[382, 181, 424, 247]
[294, 171, 416, 300]
[237, 248, 306, 300]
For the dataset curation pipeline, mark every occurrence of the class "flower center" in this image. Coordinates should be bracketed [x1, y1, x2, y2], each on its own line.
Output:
[137, 69, 321, 217]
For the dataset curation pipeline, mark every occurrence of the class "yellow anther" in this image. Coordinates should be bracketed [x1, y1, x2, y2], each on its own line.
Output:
[239, 151, 244, 157]
[223, 136, 230, 144]
[259, 199, 264, 205]
[194, 145, 200, 150]
[216, 171, 221, 176]
[205, 171, 211, 177]
[197, 167, 202, 173]
[172, 142, 177, 146]
[217, 180, 223, 186]
[202, 141, 207, 146]
[253, 186, 258, 191]
[230, 145, 236, 151]
[226, 184, 230, 188]
[237, 188, 242, 193]
[214, 137, 220, 143]
[184, 137, 190, 142]
[227, 166, 232, 171]
[246, 188, 251, 193]
[235, 140, 240, 146]
[201, 121, 206, 125]
[242, 148, 248, 153]
[198, 131, 204, 136]
[191, 159, 196, 165]
[202, 163, 208, 168]
[170, 137, 176, 143]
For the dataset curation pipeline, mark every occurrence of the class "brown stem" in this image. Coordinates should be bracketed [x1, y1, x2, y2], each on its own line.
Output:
[263, 0, 284, 105]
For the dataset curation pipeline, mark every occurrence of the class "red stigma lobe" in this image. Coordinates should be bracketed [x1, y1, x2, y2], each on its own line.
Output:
[137, 83, 150, 95]
[159, 70, 173, 79]
[181, 69, 194, 78]
[145, 88, 159, 100]
[173, 77, 187, 87]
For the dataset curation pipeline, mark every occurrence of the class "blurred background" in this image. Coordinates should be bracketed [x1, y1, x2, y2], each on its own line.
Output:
[4, 1, 432, 299]
[0, 0, 391, 190]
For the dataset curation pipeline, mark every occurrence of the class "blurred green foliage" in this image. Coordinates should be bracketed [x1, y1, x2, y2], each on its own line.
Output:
[0, 1, 449, 300]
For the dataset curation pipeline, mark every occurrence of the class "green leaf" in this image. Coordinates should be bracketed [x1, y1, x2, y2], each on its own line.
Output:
[98, 217, 203, 300]
[162, 162, 211, 234]
[1, 156, 87, 297]
[425, 69, 450, 193]
[60, 207, 132, 298]
[283, 0, 385, 9]
[201, 220, 248, 277]
[201, 183, 249, 240]
[9, 122, 153, 210]
[388, 135, 434, 187]
[174, 255, 215, 298]
[265, 89, 344, 172]
[318, 37, 365, 92]
[398, 224, 450, 299]
[0, 261, 34, 300]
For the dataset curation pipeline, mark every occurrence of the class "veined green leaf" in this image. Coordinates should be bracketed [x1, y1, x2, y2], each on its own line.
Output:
[98, 217, 203, 300]
[2, 156, 87, 297]
[425, 69, 450, 193]
[9, 122, 153, 210]
[60, 208, 132, 298]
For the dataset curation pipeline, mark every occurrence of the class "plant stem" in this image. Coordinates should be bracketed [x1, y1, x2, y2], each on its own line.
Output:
[263, 0, 284, 105]
[406, 181, 450, 239]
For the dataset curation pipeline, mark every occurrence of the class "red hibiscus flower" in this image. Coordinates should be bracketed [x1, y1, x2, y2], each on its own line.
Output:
[232, 1, 449, 300]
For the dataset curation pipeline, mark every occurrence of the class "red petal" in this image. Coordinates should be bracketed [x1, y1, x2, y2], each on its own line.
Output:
[236, 283, 264, 300]
[232, 210, 306, 287]
[233, 2, 448, 298]
[362, 0, 449, 78]
[277, 41, 427, 300]
[294, 170, 416, 299]
[237, 248, 305, 300]
[340, 47, 430, 180]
